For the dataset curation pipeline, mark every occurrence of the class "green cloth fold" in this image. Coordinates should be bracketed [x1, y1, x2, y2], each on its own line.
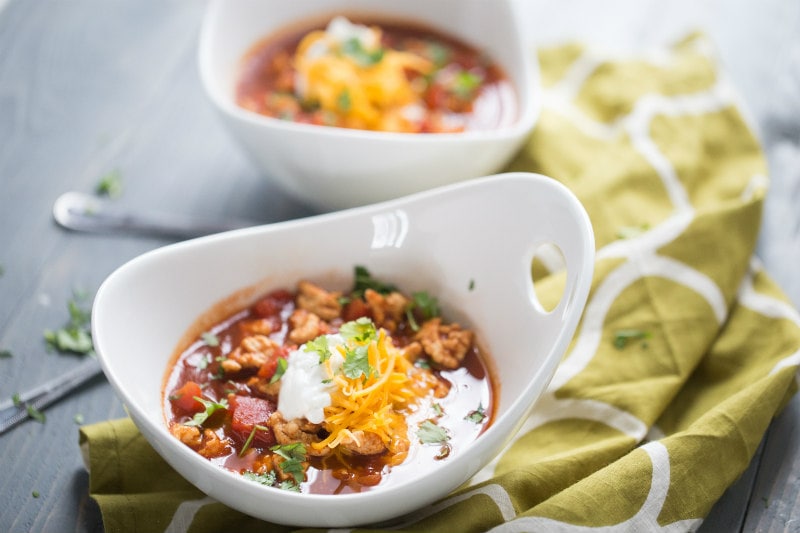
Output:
[80, 34, 800, 532]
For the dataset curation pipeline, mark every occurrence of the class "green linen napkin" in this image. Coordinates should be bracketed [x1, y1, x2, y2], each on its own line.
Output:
[80, 34, 800, 532]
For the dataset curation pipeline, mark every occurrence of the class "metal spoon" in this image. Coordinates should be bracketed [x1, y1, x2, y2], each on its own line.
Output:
[53, 192, 256, 240]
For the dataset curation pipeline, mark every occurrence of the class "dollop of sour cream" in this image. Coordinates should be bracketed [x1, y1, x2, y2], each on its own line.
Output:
[277, 334, 344, 424]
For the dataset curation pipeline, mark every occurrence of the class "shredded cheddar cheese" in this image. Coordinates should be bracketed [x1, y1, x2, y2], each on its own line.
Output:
[294, 16, 434, 132]
[313, 328, 436, 462]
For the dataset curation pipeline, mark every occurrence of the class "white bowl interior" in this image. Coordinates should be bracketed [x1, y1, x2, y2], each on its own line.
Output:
[196, 0, 540, 209]
[92, 172, 594, 527]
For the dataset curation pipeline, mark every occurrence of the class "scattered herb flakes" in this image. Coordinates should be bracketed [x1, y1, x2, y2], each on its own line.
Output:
[271, 442, 307, 486]
[31, 490, 40, 498]
[27, 405, 46, 424]
[425, 42, 450, 67]
[0, 349, 12, 359]
[465, 403, 487, 424]
[270, 358, 288, 384]
[405, 291, 440, 331]
[352, 265, 396, 299]
[304, 335, 331, 363]
[279, 479, 302, 492]
[337, 88, 352, 112]
[0, 263, 4, 277]
[44, 291, 94, 355]
[201, 332, 219, 347]
[184, 396, 228, 427]
[340, 37, 384, 66]
[343, 345, 374, 380]
[73, 413, 85, 425]
[239, 424, 270, 457]
[11, 392, 21, 407]
[339, 317, 376, 343]
[194, 356, 209, 370]
[468, 279, 475, 291]
[415, 358, 431, 370]
[95, 169, 123, 199]
[242, 470, 277, 487]
[431, 403, 444, 417]
[613, 329, 652, 350]
[417, 420, 449, 445]
[452, 70, 482, 99]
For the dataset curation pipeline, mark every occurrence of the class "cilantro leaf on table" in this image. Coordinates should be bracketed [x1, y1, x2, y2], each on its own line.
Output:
[95, 169, 123, 199]
[44, 290, 94, 355]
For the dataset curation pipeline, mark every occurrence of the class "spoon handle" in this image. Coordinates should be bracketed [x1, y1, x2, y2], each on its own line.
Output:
[53, 192, 255, 240]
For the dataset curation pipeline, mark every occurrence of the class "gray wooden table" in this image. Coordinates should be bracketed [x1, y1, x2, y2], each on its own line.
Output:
[0, 1, 797, 531]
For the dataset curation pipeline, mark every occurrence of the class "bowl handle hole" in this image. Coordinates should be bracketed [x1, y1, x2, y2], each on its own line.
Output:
[529, 242, 567, 314]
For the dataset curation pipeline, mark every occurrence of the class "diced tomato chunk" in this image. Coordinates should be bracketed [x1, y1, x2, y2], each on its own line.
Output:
[170, 381, 204, 414]
[229, 395, 276, 446]
[253, 289, 294, 319]
[257, 346, 289, 379]
[342, 298, 370, 322]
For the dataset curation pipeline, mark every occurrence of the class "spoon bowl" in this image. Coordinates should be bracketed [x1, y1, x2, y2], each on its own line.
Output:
[91, 172, 594, 527]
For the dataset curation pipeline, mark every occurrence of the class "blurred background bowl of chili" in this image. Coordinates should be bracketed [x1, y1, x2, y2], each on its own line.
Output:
[198, 0, 539, 211]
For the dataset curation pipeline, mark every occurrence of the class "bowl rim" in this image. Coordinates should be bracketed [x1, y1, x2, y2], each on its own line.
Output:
[196, 0, 539, 143]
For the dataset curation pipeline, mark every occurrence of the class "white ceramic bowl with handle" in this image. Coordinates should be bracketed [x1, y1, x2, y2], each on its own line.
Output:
[92, 172, 594, 527]
[198, 0, 540, 210]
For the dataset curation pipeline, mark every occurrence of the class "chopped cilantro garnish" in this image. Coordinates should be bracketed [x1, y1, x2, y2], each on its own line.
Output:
[270, 357, 288, 384]
[201, 332, 219, 347]
[242, 470, 277, 486]
[271, 442, 307, 486]
[279, 479, 302, 492]
[405, 291, 440, 331]
[73, 413, 85, 425]
[0, 349, 11, 359]
[31, 490, 40, 498]
[194, 355, 209, 370]
[340, 37, 385, 66]
[304, 335, 331, 363]
[95, 169, 123, 198]
[469, 279, 475, 291]
[425, 42, 450, 67]
[27, 405, 46, 424]
[432, 403, 444, 417]
[0, 263, 4, 276]
[351, 265, 396, 299]
[342, 345, 375, 380]
[465, 403, 486, 424]
[452, 70, 482, 99]
[337, 88, 352, 112]
[239, 424, 270, 457]
[613, 329, 652, 349]
[415, 358, 431, 370]
[184, 396, 228, 427]
[417, 420, 449, 445]
[339, 317, 376, 343]
[11, 392, 21, 407]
